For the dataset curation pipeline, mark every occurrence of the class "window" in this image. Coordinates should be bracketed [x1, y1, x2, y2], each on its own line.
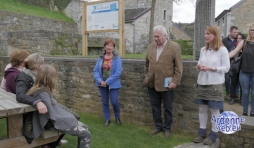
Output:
[222, 17, 224, 25]
[218, 21, 220, 26]
[163, 10, 166, 21]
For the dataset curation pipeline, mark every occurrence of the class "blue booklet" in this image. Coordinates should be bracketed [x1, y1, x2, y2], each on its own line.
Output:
[164, 77, 172, 88]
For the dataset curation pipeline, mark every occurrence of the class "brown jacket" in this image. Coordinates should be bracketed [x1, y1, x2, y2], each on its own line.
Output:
[144, 40, 183, 91]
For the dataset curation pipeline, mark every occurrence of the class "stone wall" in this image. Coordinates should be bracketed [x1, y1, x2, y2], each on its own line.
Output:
[0, 57, 253, 147]
[7, 30, 81, 55]
[0, 10, 77, 34]
[0, 21, 8, 56]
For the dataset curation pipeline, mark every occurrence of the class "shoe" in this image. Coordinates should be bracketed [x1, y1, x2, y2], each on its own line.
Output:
[150, 129, 162, 135]
[250, 113, 254, 117]
[41, 145, 51, 148]
[225, 94, 230, 99]
[104, 120, 110, 126]
[229, 98, 235, 105]
[193, 128, 206, 143]
[203, 137, 214, 145]
[116, 118, 121, 126]
[58, 140, 68, 146]
[194, 136, 206, 143]
[243, 112, 248, 116]
[203, 131, 218, 145]
[164, 130, 170, 138]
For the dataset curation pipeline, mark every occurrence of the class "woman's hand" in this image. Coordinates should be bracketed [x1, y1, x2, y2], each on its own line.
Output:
[229, 40, 244, 58]
[36, 101, 48, 114]
[199, 66, 213, 72]
[100, 81, 107, 87]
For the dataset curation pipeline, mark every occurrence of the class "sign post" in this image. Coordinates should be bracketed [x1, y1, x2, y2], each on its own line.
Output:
[81, 0, 125, 57]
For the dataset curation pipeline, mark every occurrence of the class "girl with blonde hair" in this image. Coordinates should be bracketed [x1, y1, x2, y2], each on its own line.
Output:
[27, 64, 91, 148]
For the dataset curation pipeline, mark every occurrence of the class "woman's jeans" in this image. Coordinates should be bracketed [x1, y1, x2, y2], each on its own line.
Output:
[98, 86, 120, 120]
[239, 70, 254, 114]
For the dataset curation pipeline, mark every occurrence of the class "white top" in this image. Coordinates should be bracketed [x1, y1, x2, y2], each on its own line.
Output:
[197, 46, 230, 85]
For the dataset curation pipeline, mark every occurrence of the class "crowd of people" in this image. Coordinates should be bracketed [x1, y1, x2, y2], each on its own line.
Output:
[0, 24, 252, 147]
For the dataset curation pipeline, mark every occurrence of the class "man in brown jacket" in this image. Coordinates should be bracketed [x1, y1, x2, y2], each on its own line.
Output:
[144, 25, 183, 138]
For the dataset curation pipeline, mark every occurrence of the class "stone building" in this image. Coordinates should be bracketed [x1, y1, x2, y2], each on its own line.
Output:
[215, 0, 254, 38]
[171, 23, 192, 40]
[64, 0, 173, 53]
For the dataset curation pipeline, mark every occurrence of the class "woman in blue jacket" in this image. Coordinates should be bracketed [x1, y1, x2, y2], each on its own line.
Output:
[93, 38, 122, 126]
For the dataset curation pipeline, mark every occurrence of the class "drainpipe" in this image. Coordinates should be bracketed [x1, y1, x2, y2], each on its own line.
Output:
[131, 21, 136, 53]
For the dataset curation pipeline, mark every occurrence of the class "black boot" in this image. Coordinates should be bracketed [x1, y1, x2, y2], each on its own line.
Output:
[229, 98, 235, 105]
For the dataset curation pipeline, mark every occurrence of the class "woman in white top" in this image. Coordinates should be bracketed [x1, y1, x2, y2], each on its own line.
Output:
[193, 26, 230, 145]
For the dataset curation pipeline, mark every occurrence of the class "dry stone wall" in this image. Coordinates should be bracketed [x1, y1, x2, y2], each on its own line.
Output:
[0, 57, 254, 147]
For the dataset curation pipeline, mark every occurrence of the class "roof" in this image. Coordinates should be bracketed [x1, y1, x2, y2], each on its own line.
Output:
[172, 23, 193, 39]
[215, 10, 231, 22]
[230, 0, 246, 10]
[215, 0, 245, 22]
[125, 7, 151, 23]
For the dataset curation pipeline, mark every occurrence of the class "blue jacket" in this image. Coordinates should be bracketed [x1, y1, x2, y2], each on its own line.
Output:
[93, 52, 122, 89]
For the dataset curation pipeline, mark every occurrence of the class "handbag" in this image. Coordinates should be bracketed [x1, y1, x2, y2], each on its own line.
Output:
[230, 52, 242, 73]
[229, 40, 246, 74]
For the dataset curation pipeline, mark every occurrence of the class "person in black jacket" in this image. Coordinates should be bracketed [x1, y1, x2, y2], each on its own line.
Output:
[15, 53, 65, 148]
[222, 26, 240, 102]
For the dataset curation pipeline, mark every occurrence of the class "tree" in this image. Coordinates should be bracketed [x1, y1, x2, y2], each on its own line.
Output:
[149, 0, 195, 44]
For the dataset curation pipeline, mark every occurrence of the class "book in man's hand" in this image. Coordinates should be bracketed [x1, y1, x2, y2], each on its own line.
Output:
[164, 77, 172, 88]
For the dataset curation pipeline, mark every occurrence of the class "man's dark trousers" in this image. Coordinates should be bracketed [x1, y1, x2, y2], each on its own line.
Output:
[148, 87, 174, 131]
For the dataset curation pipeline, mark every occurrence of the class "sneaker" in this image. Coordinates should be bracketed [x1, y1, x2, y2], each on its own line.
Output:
[164, 130, 170, 138]
[150, 129, 162, 135]
[242, 112, 248, 116]
[60, 140, 68, 145]
[224, 94, 230, 100]
[194, 136, 205, 143]
[41, 145, 51, 148]
[229, 98, 235, 105]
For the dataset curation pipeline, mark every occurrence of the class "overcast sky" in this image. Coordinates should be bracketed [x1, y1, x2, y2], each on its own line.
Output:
[173, 0, 241, 23]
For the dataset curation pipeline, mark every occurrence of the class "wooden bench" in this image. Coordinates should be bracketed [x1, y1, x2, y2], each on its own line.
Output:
[0, 88, 61, 148]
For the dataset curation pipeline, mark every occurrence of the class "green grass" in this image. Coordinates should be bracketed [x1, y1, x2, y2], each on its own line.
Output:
[0, 0, 73, 22]
[58, 113, 194, 148]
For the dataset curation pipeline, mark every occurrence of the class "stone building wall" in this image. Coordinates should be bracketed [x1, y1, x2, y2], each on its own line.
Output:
[64, 0, 173, 53]
[0, 10, 77, 34]
[216, 0, 254, 37]
[0, 22, 8, 56]
[0, 57, 253, 147]
[230, 0, 254, 34]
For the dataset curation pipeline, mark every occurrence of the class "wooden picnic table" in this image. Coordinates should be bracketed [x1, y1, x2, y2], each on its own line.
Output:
[0, 88, 61, 148]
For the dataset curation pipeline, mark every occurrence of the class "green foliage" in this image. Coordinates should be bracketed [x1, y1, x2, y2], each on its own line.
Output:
[14, 0, 49, 9]
[54, 0, 72, 11]
[0, 118, 7, 139]
[14, 0, 71, 11]
[174, 40, 194, 55]
[0, 0, 73, 22]
[58, 113, 195, 148]
[50, 49, 64, 55]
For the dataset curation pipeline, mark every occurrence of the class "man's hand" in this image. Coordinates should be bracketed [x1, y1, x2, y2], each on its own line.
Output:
[36, 101, 48, 114]
[168, 83, 176, 90]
